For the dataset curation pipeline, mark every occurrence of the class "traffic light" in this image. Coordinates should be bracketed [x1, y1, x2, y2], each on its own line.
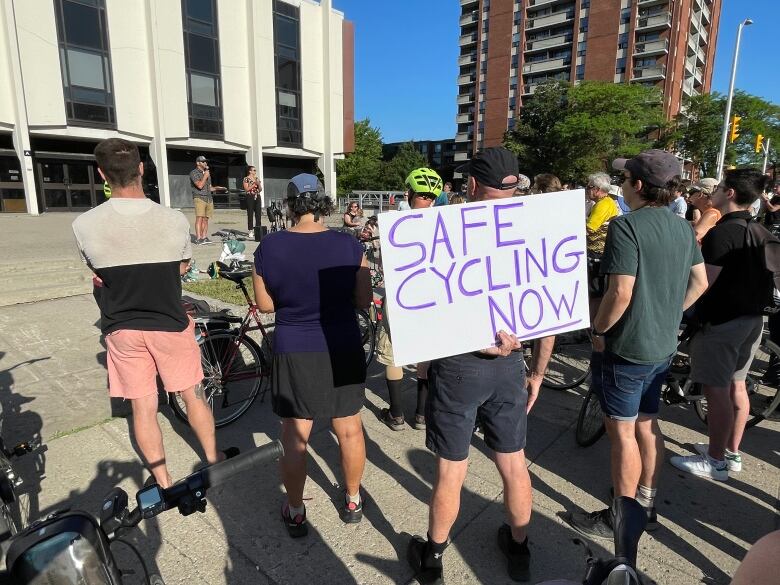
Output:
[755, 134, 764, 153]
[729, 115, 742, 143]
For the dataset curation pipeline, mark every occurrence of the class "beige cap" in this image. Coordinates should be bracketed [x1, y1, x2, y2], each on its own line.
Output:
[690, 177, 718, 195]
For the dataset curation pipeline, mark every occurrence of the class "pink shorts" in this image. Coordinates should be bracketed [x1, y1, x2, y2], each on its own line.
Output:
[105, 319, 203, 399]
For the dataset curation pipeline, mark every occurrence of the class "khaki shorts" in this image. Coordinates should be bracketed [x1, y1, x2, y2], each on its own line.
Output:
[376, 318, 400, 367]
[194, 197, 214, 218]
[105, 318, 203, 399]
[690, 315, 763, 387]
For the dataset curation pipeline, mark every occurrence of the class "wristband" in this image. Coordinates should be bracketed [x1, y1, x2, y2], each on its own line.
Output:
[590, 326, 605, 338]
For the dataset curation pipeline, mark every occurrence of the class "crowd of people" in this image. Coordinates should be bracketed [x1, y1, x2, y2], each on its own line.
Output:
[73, 138, 777, 585]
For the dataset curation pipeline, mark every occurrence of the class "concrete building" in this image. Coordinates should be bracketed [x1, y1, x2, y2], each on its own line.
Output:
[455, 0, 721, 160]
[0, 0, 354, 214]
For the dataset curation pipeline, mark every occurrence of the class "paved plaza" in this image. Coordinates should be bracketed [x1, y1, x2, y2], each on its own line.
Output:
[0, 211, 777, 584]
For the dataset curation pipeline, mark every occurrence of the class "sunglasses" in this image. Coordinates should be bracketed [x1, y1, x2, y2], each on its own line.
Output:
[416, 193, 437, 201]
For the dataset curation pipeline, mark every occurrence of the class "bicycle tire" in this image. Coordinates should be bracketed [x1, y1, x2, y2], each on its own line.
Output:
[0, 455, 19, 537]
[575, 384, 606, 447]
[356, 309, 376, 368]
[171, 331, 264, 428]
[693, 338, 780, 428]
[543, 330, 591, 390]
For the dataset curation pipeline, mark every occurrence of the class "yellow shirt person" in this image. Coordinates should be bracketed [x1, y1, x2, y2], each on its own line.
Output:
[586, 195, 619, 255]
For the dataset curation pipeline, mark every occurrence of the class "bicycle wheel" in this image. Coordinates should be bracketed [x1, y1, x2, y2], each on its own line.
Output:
[543, 329, 591, 390]
[0, 460, 19, 537]
[356, 309, 376, 368]
[575, 383, 606, 447]
[171, 331, 264, 428]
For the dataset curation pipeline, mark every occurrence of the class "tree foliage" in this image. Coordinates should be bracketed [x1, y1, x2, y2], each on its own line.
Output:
[382, 142, 427, 190]
[503, 81, 667, 181]
[670, 91, 780, 176]
[335, 119, 384, 195]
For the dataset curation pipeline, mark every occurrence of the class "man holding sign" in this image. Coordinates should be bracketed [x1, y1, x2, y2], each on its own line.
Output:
[401, 148, 556, 584]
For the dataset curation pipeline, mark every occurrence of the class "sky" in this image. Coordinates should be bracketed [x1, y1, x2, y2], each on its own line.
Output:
[332, 0, 778, 144]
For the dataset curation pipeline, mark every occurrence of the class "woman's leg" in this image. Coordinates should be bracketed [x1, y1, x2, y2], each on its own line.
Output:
[280, 417, 314, 507]
[331, 413, 366, 497]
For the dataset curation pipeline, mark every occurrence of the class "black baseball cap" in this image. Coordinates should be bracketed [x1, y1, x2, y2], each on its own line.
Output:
[612, 149, 680, 188]
[196, 155, 208, 163]
[456, 147, 520, 190]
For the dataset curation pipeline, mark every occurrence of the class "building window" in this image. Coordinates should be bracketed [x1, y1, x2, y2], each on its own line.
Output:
[616, 57, 626, 74]
[576, 64, 585, 80]
[579, 17, 588, 33]
[617, 33, 628, 49]
[620, 8, 631, 24]
[273, 0, 303, 147]
[182, 0, 223, 137]
[54, 0, 115, 126]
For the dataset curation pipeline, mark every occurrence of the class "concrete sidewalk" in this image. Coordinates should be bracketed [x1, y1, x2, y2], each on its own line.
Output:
[1, 292, 778, 584]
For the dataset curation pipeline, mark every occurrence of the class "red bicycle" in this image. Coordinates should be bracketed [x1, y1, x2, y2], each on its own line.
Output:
[175, 263, 272, 428]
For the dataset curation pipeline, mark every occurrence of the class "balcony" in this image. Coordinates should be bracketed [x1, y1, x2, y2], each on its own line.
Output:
[456, 112, 472, 124]
[702, 3, 711, 23]
[696, 46, 706, 64]
[523, 57, 571, 74]
[528, 0, 572, 6]
[699, 26, 708, 43]
[694, 67, 704, 84]
[453, 151, 469, 162]
[525, 34, 573, 51]
[458, 73, 477, 85]
[460, 11, 478, 26]
[636, 12, 672, 30]
[522, 84, 539, 95]
[459, 52, 477, 66]
[455, 132, 471, 143]
[526, 10, 575, 30]
[685, 56, 696, 73]
[460, 0, 478, 6]
[687, 34, 697, 53]
[457, 93, 475, 104]
[632, 64, 666, 80]
[638, 0, 668, 5]
[459, 33, 478, 47]
[633, 38, 669, 56]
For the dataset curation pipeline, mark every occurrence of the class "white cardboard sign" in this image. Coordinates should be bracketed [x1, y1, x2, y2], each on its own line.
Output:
[377, 190, 590, 365]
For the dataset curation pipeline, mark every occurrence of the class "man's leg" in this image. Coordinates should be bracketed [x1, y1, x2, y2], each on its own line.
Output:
[636, 415, 664, 490]
[331, 413, 366, 498]
[131, 393, 172, 488]
[494, 450, 532, 543]
[195, 216, 204, 240]
[280, 417, 314, 508]
[728, 380, 750, 454]
[703, 384, 733, 460]
[429, 457, 469, 544]
[178, 384, 219, 464]
[246, 197, 254, 231]
[605, 418, 641, 497]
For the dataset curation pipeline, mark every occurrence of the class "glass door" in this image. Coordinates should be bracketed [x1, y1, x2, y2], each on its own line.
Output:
[37, 160, 101, 211]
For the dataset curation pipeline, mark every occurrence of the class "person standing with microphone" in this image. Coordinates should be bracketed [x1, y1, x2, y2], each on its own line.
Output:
[190, 155, 227, 244]
[243, 165, 263, 233]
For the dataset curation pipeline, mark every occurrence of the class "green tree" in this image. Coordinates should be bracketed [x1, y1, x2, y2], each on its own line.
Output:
[504, 81, 666, 181]
[336, 119, 384, 195]
[382, 142, 427, 190]
[670, 91, 780, 176]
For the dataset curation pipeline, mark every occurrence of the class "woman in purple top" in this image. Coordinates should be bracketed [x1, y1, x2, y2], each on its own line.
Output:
[253, 173, 372, 538]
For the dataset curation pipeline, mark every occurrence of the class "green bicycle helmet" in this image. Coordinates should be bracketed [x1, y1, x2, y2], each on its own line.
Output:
[405, 167, 443, 196]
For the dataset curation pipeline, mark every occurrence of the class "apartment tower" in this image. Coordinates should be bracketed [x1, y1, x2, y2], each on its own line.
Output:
[455, 0, 722, 161]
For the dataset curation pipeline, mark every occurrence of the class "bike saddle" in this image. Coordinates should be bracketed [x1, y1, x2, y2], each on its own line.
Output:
[214, 261, 252, 282]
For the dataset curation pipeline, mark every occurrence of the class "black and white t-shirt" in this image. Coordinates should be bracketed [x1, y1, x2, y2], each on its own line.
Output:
[72, 198, 191, 335]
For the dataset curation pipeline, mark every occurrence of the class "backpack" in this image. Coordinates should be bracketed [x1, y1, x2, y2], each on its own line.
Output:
[742, 219, 780, 314]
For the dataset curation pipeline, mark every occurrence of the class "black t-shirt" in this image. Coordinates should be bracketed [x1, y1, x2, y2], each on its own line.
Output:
[697, 211, 764, 325]
[763, 195, 780, 226]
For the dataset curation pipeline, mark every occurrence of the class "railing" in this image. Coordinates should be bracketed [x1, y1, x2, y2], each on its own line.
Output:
[523, 57, 571, 74]
[525, 10, 575, 30]
[526, 34, 573, 50]
[633, 38, 669, 54]
[460, 11, 477, 26]
[636, 12, 672, 29]
[459, 33, 478, 46]
[633, 64, 666, 79]
[457, 93, 475, 104]
[458, 53, 477, 65]
[456, 113, 472, 124]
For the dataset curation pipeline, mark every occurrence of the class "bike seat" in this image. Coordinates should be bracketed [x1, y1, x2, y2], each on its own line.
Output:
[213, 261, 252, 282]
[193, 312, 243, 324]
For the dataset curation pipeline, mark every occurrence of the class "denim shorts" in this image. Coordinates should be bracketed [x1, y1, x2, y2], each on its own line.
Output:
[591, 351, 672, 421]
[426, 352, 527, 461]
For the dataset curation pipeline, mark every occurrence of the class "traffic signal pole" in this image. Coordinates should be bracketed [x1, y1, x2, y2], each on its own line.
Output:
[763, 138, 771, 174]
[716, 19, 752, 181]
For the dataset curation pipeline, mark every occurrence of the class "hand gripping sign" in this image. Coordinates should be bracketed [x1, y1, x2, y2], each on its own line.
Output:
[378, 190, 590, 365]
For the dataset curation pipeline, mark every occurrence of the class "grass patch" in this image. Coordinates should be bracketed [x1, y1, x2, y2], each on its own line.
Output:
[183, 278, 254, 306]
[49, 417, 114, 441]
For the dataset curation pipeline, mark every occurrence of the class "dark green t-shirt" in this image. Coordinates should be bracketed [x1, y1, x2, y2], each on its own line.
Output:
[601, 206, 703, 364]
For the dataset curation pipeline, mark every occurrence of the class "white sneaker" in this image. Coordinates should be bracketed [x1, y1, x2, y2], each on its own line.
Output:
[670, 453, 728, 481]
[693, 443, 742, 472]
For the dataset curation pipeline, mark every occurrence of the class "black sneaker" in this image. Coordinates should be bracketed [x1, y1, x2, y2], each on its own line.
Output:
[412, 414, 426, 430]
[340, 493, 363, 524]
[407, 536, 444, 585]
[281, 503, 308, 538]
[564, 507, 613, 540]
[497, 524, 530, 582]
[380, 408, 405, 431]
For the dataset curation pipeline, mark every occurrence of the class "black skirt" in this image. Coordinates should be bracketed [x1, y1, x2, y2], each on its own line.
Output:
[272, 350, 366, 419]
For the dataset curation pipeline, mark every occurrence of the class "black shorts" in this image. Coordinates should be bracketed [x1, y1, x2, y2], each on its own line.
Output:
[587, 255, 605, 298]
[426, 352, 527, 461]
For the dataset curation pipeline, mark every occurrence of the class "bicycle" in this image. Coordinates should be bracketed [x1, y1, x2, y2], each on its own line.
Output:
[0, 437, 42, 540]
[574, 323, 780, 447]
[0, 441, 282, 585]
[176, 262, 273, 428]
[542, 328, 592, 390]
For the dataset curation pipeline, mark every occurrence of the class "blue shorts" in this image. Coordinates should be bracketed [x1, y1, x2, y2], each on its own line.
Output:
[426, 352, 527, 461]
[591, 351, 671, 421]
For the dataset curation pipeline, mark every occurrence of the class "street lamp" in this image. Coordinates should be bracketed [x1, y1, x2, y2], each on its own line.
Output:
[716, 18, 753, 181]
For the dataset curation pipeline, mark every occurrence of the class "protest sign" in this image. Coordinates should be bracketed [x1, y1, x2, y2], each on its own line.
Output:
[377, 190, 589, 365]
